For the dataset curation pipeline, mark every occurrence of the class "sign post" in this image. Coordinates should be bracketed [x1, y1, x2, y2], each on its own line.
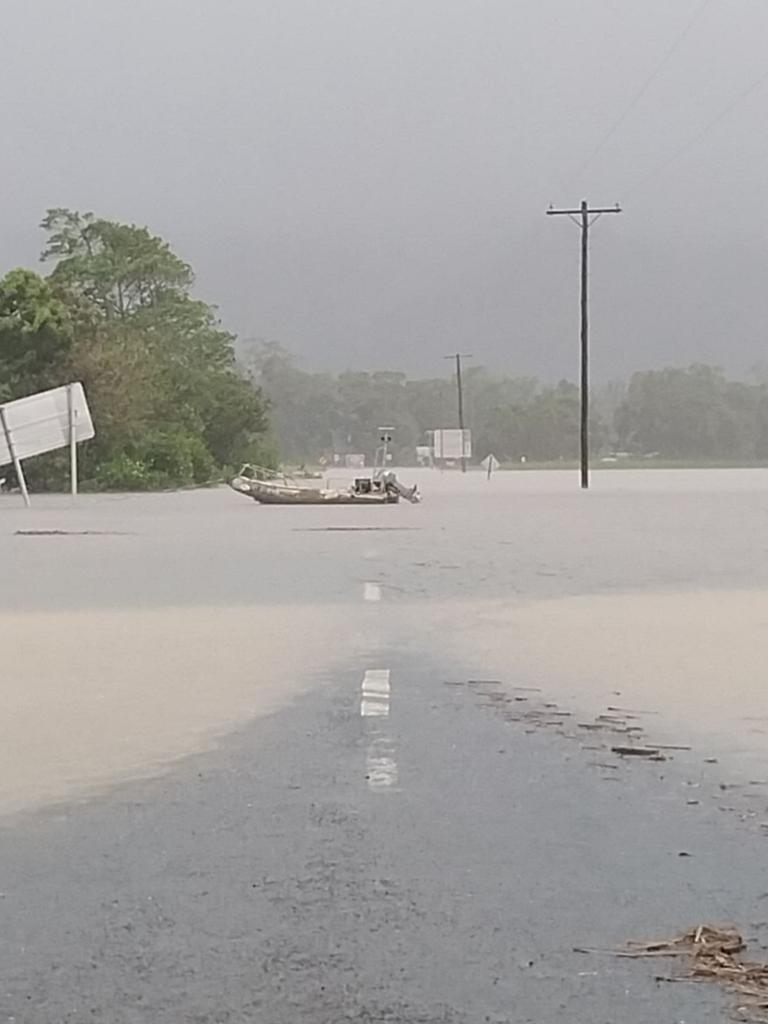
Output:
[68, 383, 78, 497]
[0, 406, 31, 507]
[0, 383, 94, 506]
[377, 427, 394, 470]
[481, 453, 500, 480]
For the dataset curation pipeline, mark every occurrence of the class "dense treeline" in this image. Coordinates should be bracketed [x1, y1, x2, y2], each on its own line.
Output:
[244, 343, 768, 465]
[0, 210, 271, 490]
[242, 342, 601, 464]
[616, 365, 768, 460]
[4, 213, 768, 489]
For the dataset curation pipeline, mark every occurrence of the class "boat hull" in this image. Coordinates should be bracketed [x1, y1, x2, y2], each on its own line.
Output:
[229, 478, 399, 505]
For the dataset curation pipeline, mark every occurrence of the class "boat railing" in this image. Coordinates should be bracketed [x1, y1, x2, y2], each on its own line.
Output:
[237, 464, 293, 483]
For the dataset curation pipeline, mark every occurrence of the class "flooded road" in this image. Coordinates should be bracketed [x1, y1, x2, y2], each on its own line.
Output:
[2, 469, 768, 1020]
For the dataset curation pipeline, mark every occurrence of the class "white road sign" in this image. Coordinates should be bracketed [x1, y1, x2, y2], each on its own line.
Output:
[433, 428, 472, 460]
[0, 383, 94, 465]
[481, 453, 500, 479]
[0, 382, 95, 505]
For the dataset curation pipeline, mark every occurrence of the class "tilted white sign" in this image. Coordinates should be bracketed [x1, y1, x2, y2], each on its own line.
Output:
[0, 383, 95, 505]
[0, 383, 94, 465]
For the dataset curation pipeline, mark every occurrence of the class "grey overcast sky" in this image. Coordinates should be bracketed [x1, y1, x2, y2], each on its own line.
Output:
[1, 0, 767, 380]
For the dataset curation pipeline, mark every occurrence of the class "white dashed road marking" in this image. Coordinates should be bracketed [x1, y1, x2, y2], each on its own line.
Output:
[360, 669, 391, 717]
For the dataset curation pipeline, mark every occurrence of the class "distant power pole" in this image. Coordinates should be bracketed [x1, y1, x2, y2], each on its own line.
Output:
[444, 353, 473, 472]
[546, 200, 622, 489]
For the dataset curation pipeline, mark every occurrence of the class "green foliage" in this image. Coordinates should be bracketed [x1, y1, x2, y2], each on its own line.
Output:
[89, 455, 154, 491]
[472, 376, 607, 462]
[90, 430, 216, 490]
[245, 344, 768, 467]
[12, 448, 71, 492]
[0, 211, 270, 491]
[41, 209, 193, 319]
[243, 342, 340, 461]
[615, 365, 768, 459]
[0, 268, 73, 402]
[243, 343, 609, 465]
[12, 209, 768, 488]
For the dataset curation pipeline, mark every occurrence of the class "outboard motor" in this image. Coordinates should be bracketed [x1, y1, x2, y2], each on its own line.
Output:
[379, 471, 421, 504]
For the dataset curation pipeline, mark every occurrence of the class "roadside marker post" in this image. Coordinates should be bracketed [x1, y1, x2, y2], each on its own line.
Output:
[481, 454, 500, 481]
[68, 383, 78, 498]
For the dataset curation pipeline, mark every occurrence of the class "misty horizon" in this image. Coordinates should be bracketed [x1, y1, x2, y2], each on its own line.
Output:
[2, 0, 767, 382]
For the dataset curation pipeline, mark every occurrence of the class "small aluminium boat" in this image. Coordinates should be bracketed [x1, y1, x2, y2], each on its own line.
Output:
[229, 466, 421, 506]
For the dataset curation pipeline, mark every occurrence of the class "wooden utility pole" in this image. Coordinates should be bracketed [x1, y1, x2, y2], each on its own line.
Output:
[444, 353, 473, 472]
[546, 200, 621, 489]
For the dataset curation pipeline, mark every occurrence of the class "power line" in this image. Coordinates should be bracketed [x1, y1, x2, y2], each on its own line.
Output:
[624, 62, 768, 199]
[570, 0, 714, 184]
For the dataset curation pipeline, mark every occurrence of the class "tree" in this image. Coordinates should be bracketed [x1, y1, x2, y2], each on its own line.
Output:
[243, 342, 341, 462]
[615, 365, 758, 459]
[0, 210, 271, 490]
[243, 343, 612, 467]
[44, 210, 271, 480]
[41, 209, 193, 319]
[0, 268, 73, 402]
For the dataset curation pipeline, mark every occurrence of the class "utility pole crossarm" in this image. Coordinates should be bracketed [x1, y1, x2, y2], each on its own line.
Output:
[547, 204, 622, 216]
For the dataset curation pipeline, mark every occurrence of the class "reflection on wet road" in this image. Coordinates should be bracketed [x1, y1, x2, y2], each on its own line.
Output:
[2, 654, 754, 1022]
[365, 734, 399, 793]
[360, 669, 399, 794]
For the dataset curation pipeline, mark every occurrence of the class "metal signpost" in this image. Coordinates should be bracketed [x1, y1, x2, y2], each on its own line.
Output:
[0, 405, 30, 507]
[481, 453, 500, 480]
[376, 427, 394, 470]
[67, 383, 78, 497]
[0, 382, 95, 506]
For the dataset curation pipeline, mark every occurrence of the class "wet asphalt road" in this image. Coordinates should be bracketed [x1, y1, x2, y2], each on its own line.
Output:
[7, 645, 768, 1022]
[4, 475, 768, 1022]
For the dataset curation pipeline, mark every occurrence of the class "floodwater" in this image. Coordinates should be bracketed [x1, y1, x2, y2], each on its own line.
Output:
[0, 606, 346, 814]
[2, 467, 768, 814]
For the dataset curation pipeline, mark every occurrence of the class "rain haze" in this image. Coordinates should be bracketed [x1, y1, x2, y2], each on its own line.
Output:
[2, 0, 767, 379]
[8, 5, 768, 1021]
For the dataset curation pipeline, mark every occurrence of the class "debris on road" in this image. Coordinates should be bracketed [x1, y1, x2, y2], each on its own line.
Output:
[575, 925, 768, 1018]
[635, 926, 768, 1021]
[611, 745, 664, 758]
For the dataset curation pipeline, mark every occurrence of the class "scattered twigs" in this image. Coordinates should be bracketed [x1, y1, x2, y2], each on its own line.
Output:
[579, 926, 768, 1019]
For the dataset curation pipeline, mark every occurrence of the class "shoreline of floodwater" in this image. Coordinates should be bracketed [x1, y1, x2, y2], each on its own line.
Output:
[0, 604, 356, 818]
[422, 589, 768, 781]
